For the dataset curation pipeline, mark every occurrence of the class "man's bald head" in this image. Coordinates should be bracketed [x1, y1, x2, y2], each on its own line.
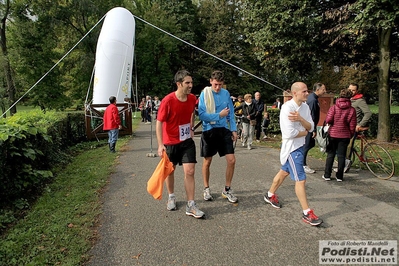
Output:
[291, 82, 307, 92]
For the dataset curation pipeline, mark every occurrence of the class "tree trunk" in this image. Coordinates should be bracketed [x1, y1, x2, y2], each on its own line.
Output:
[0, 0, 17, 116]
[377, 27, 392, 142]
[3, 59, 16, 115]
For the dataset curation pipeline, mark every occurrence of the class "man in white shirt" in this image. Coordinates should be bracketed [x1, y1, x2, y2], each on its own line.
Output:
[263, 82, 323, 226]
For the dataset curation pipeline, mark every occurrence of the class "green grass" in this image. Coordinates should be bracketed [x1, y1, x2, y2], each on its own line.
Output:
[0, 117, 141, 266]
[369, 104, 399, 114]
[0, 138, 131, 265]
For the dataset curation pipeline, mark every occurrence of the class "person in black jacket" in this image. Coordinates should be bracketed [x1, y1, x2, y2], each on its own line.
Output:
[253, 91, 264, 142]
[234, 94, 257, 150]
[303, 83, 326, 174]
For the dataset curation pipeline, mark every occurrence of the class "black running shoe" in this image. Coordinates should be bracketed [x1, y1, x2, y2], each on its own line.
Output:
[264, 194, 281, 208]
[302, 210, 323, 226]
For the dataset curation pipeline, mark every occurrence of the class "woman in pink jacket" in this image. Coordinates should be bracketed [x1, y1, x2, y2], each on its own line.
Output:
[322, 89, 356, 182]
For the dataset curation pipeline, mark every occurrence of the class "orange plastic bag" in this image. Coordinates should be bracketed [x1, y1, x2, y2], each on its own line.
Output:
[147, 153, 174, 200]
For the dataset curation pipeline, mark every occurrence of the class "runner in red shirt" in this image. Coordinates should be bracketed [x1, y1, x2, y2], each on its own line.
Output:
[155, 70, 204, 219]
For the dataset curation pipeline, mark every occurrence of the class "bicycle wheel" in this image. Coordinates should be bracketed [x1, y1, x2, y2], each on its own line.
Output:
[344, 148, 357, 173]
[233, 125, 242, 149]
[363, 143, 395, 179]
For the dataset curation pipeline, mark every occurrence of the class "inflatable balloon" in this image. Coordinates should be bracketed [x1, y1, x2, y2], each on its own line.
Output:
[92, 7, 135, 105]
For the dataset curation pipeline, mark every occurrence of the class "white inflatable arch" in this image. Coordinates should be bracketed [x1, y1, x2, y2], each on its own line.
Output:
[92, 7, 135, 105]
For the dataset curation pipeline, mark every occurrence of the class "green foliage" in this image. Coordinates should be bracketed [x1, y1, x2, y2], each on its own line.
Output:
[266, 108, 281, 133]
[239, 0, 323, 82]
[0, 137, 129, 265]
[368, 113, 399, 140]
[0, 110, 86, 210]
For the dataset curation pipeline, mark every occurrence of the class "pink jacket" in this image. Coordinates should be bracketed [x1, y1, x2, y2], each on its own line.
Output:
[325, 98, 356, 139]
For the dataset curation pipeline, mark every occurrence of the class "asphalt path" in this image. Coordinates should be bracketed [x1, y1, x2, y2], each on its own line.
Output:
[87, 122, 399, 266]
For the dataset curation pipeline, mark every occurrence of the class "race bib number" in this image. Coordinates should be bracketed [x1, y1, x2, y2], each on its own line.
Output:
[179, 123, 191, 141]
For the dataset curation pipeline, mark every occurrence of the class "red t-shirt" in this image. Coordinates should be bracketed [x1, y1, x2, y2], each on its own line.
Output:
[157, 92, 196, 145]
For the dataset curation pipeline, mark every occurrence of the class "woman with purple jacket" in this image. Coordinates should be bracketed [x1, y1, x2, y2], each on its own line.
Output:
[322, 89, 357, 182]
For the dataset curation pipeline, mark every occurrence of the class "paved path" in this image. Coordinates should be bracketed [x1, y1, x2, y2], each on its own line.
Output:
[88, 122, 399, 266]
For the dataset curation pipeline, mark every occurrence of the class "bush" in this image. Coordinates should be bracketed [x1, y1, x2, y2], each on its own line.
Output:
[0, 110, 86, 208]
[267, 108, 281, 133]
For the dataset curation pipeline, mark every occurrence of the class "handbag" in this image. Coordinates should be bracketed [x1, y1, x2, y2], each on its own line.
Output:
[316, 122, 330, 152]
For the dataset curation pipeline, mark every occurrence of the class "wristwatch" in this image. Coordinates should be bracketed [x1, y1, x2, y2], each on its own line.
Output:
[191, 127, 195, 131]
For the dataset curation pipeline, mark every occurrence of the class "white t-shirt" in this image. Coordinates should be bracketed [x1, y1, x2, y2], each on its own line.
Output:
[279, 99, 314, 165]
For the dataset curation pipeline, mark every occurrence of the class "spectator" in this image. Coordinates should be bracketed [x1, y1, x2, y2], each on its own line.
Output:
[349, 83, 372, 132]
[272, 98, 281, 109]
[234, 95, 244, 116]
[145, 95, 153, 124]
[234, 94, 256, 150]
[344, 83, 372, 171]
[253, 91, 264, 142]
[322, 89, 356, 182]
[103, 96, 122, 153]
[153, 96, 161, 119]
[303, 83, 326, 174]
[262, 112, 270, 139]
[139, 97, 146, 122]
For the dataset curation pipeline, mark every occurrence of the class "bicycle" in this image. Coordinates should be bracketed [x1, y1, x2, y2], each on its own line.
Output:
[233, 114, 243, 149]
[346, 130, 395, 180]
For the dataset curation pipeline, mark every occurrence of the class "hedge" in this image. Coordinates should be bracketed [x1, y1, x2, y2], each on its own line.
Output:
[0, 110, 86, 207]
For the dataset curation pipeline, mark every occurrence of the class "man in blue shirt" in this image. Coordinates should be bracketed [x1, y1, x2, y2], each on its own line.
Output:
[198, 70, 238, 203]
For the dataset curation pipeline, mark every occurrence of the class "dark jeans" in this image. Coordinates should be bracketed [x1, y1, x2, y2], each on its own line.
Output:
[324, 137, 350, 179]
[255, 115, 262, 140]
[145, 109, 152, 122]
[303, 132, 315, 166]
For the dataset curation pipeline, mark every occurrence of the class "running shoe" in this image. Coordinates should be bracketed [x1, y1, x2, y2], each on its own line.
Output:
[333, 159, 351, 173]
[203, 187, 213, 201]
[222, 189, 238, 203]
[167, 195, 176, 211]
[264, 194, 281, 208]
[302, 210, 323, 226]
[322, 175, 331, 181]
[185, 203, 205, 219]
[303, 165, 316, 174]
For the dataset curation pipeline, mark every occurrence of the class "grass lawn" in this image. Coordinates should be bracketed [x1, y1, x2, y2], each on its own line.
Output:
[369, 104, 399, 114]
[0, 118, 140, 266]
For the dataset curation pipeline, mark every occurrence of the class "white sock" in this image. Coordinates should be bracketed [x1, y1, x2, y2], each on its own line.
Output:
[169, 193, 175, 199]
[303, 208, 311, 215]
[267, 191, 274, 197]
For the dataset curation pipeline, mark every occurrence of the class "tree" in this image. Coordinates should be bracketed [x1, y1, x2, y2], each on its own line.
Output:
[0, 0, 16, 116]
[196, 0, 270, 98]
[8, 0, 132, 110]
[325, 1, 399, 141]
[134, 1, 181, 98]
[239, 0, 324, 84]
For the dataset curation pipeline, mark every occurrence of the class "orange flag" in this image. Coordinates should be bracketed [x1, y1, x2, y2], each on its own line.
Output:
[147, 153, 174, 200]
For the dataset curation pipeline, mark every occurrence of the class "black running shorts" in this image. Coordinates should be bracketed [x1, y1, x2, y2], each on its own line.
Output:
[200, 127, 234, 157]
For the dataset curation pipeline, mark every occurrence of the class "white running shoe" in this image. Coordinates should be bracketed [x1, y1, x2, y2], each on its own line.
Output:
[303, 165, 316, 174]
